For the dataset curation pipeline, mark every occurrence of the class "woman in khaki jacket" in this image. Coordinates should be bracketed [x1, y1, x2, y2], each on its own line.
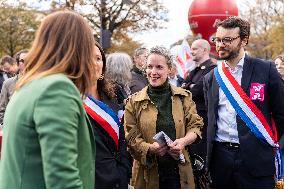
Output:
[124, 46, 203, 189]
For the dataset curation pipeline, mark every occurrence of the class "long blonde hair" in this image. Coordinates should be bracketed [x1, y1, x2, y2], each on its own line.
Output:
[16, 10, 98, 95]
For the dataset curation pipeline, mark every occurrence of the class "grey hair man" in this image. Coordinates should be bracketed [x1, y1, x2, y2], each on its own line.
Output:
[129, 47, 149, 94]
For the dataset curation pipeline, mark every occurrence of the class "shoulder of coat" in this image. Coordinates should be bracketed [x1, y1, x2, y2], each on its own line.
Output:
[171, 85, 191, 97]
[125, 92, 139, 104]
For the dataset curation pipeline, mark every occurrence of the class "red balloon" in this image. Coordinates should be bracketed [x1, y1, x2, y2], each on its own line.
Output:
[188, 0, 238, 55]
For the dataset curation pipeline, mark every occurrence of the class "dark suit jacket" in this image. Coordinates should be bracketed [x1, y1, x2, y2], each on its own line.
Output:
[183, 59, 216, 112]
[129, 66, 148, 94]
[203, 55, 284, 177]
[88, 94, 131, 189]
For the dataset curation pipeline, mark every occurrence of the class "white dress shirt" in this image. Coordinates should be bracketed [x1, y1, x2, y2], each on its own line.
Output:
[168, 76, 178, 86]
[215, 56, 245, 144]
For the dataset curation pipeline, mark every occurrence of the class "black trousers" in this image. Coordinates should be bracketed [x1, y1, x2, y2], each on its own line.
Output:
[159, 167, 181, 189]
[210, 142, 275, 189]
[189, 110, 208, 163]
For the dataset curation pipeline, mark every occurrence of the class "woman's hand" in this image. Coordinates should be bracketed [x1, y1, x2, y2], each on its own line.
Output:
[168, 138, 187, 155]
[168, 132, 197, 156]
[148, 142, 168, 156]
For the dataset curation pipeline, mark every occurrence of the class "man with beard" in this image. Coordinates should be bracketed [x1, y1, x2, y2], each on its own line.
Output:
[203, 17, 284, 189]
[0, 50, 28, 127]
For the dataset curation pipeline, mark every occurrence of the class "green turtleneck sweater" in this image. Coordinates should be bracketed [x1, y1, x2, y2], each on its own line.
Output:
[147, 82, 178, 169]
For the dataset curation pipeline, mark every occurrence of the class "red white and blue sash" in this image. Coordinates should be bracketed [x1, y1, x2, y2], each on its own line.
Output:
[84, 95, 120, 149]
[214, 62, 283, 179]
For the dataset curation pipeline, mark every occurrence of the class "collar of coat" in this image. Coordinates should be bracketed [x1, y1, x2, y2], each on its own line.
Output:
[131, 84, 189, 102]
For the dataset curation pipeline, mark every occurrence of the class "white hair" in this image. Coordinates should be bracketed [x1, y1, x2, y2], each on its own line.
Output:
[105, 52, 133, 85]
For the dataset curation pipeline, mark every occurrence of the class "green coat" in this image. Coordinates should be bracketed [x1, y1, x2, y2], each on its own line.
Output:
[0, 74, 95, 189]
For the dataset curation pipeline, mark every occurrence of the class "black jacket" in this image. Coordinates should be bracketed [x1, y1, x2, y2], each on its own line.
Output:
[203, 55, 284, 177]
[129, 66, 148, 94]
[0, 72, 5, 92]
[183, 59, 216, 112]
[88, 94, 131, 189]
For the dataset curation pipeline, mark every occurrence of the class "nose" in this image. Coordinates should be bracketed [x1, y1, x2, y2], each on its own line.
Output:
[150, 67, 158, 75]
[151, 67, 157, 74]
[216, 40, 225, 48]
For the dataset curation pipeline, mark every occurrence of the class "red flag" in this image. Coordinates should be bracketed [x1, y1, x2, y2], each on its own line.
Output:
[172, 40, 195, 79]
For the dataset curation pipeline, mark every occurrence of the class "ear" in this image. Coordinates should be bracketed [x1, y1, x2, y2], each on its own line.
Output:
[166, 66, 171, 74]
[241, 37, 249, 47]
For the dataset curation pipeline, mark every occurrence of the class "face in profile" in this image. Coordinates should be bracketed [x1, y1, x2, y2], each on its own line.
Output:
[2, 62, 18, 74]
[18, 53, 27, 72]
[138, 50, 148, 69]
[191, 42, 205, 63]
[169, 66, 177, 79]
[146, 53, 171, 87]
[94, 46, 103, 78]
[275, 58, 284, 79]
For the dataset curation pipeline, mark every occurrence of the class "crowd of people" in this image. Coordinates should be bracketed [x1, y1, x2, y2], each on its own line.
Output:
[0, 10, 284, 189]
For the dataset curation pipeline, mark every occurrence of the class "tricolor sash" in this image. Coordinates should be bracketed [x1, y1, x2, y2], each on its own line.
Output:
[214, 62, 283, 179]
[84, 95, 120, 149]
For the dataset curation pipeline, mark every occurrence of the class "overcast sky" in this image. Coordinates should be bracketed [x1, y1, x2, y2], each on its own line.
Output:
[12, 0, 249, 48]
[133, 0, 248, 48]
[133, 0, 192, 48]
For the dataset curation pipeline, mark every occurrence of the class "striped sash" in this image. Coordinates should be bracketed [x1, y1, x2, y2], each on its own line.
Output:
[84, 95, 120, 149]
[214, 62, 283, 179]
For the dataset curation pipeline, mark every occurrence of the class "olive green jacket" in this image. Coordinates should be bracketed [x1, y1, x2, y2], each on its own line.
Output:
[0, 74, 95, 189]
[125, 85, 203, 189]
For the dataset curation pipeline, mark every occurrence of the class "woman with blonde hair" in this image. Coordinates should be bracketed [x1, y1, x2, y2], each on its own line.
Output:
[124, 46, 203, 189]
[0, 11, 97, 189]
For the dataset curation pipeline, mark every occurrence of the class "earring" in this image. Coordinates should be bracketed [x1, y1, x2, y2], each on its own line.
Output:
[98, 74, 104, 80]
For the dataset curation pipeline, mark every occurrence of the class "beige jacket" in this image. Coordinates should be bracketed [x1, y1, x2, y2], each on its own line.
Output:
[125, 85, 203, 189]
[0, 75, 18, 126]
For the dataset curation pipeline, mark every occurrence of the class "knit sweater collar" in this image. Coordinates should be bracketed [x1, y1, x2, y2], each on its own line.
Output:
[148, 81, 171, 95]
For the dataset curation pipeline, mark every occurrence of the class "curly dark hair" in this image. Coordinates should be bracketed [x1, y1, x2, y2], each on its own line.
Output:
[217, 16, 250, 42]
[95, 41, 115, 99]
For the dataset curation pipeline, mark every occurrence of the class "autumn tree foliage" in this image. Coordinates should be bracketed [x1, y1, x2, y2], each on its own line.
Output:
[240, 0, 284, 59]
[0, 4, 40, 56]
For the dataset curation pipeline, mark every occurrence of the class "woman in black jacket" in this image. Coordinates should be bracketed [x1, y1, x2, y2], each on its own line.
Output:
[84, 42, 131, 189]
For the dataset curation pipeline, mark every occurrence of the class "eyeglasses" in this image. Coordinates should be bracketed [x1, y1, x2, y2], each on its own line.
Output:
[212, 36, 240, 45]
[18, 59, 24, 64]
